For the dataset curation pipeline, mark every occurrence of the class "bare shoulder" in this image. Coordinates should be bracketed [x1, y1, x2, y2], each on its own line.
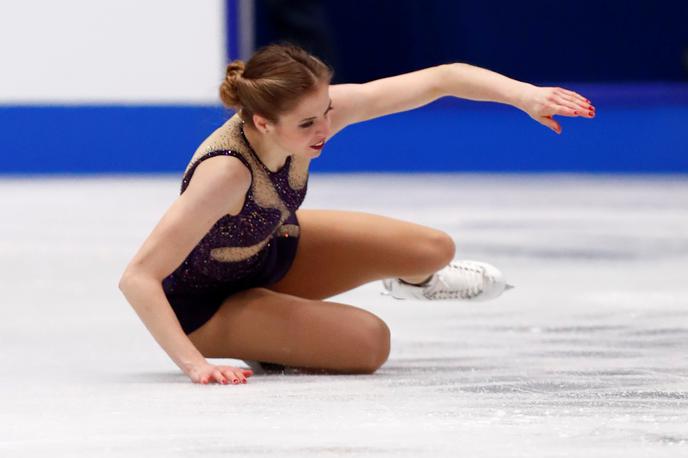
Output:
[185, 154, 252, 216]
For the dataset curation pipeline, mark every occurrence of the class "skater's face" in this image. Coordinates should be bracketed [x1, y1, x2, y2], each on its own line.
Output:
[255, 83, 332, 159]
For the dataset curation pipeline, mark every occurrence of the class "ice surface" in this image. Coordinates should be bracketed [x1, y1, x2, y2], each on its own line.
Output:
[1, 174, 687, 457]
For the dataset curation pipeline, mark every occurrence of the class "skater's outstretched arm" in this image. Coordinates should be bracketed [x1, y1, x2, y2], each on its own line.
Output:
[329, 63, 594, 135]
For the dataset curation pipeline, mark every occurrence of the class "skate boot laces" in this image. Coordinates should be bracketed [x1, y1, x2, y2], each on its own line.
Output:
[424, 261, 486, 300]
[381, 260, 512, 301]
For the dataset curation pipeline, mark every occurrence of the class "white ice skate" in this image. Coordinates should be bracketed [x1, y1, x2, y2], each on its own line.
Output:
[381, 260, 513, 301]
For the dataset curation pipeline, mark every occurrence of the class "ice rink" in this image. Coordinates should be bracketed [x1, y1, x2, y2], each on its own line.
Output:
[1, 173, 687, 457]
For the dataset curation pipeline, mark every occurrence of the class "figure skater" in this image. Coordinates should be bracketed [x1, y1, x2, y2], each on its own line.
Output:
[118, 43, 595, 385]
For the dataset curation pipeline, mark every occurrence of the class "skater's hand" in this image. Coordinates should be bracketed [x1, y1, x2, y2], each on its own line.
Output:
[185, 362, 254, 385]
[516, 85, 595, 134]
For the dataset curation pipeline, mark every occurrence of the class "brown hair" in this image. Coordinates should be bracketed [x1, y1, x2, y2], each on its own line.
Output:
[219, 43, 333, 127]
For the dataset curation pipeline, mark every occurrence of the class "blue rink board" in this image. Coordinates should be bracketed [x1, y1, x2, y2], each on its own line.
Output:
[1, 84, 687, 174]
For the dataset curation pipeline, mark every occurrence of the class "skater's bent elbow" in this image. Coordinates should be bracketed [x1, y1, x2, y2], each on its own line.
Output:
[118, 271, 132, 292]
[118, 268, 154, 293]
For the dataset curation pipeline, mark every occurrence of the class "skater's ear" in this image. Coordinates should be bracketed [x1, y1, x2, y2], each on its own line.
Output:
[252, 113, 272, 134]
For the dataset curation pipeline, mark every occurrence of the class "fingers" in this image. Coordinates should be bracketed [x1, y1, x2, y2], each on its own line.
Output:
[194, 366, 253, 385]
[553, 97, 595, 118]
[550, 87, 595, 116]
[232, 369, 246, 384]
[552, 104, 595, 118]
[195, 370, 211, 384]
[548, 88, 595, 118]
[192, 366, 257, 385]
[218, 368, 243, 385]
[557, 87, 590, 105]
[213, 369, 228, 384]
[540, 115, 562, 134]
[224, 367, 253, 384]
[551, 105, 580, 118]
[560, 96, 595, 116]
[558, 93, 591, 110]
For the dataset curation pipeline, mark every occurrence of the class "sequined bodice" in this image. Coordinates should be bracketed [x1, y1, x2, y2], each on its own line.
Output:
[163, 115, 310, 292]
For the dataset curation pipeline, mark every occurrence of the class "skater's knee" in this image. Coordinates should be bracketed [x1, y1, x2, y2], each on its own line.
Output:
[418, 230, 456, 271]
[355, 315, 391, 374]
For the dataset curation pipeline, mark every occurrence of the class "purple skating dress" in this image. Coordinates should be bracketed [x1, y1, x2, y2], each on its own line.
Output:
[162, 115, 310, 334]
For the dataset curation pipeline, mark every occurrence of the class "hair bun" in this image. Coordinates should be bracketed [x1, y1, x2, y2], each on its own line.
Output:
[225, 60, 245, 79]
[219, 60, 246, 109]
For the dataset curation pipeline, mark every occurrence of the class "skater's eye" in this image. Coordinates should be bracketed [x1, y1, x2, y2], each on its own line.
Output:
[299, 102, 333, 129]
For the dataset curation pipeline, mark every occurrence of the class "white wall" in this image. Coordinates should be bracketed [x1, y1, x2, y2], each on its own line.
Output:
[0, 0, 225, 104]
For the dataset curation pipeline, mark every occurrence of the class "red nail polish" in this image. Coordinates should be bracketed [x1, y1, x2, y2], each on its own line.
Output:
[589, 111, 593, 116]
[574, 111, 578, 115]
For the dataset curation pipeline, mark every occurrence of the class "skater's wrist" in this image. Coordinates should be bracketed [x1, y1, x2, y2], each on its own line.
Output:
[180, 357, 210, 375]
